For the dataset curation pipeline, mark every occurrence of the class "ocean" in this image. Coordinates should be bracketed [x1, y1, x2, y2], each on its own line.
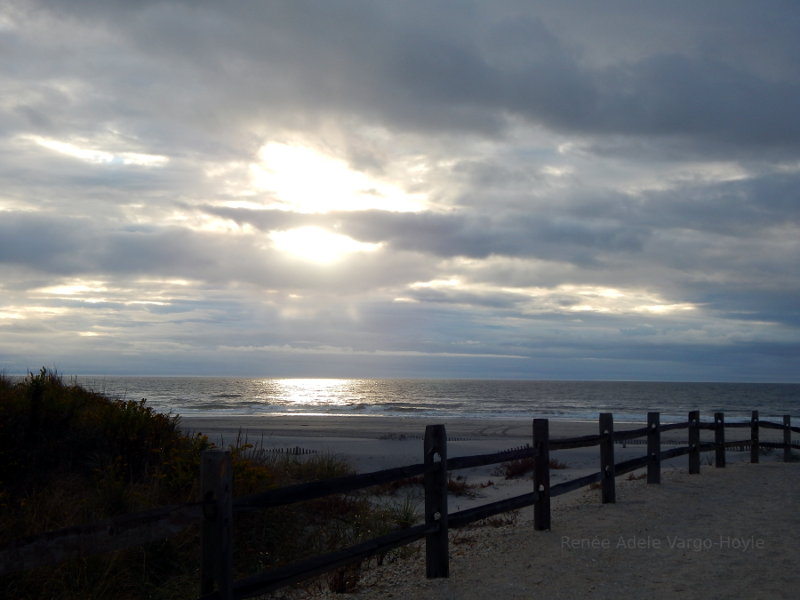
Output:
[71, 377, 800, 424]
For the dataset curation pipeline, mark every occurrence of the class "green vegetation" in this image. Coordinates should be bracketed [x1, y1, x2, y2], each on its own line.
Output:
[0, 369, 417, 599]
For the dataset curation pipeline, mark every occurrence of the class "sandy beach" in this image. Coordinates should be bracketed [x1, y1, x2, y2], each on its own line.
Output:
[332, 462, 800, 600]
[179, 413, 773, 478]
[179, 415, 797, 599]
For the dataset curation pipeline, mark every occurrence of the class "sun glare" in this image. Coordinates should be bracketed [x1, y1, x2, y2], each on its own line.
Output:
[270, 226, 381, 264]
[251, 142, 425, 213]
[260, 379, 362, 413]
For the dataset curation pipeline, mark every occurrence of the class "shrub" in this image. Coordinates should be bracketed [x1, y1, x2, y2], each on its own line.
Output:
[446, 474, 478, 497]
[0, 369, 416, 599]
[0, 369, 210, 598]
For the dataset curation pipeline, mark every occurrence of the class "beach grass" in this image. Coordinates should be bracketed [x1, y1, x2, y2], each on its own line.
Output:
[492, 456, 569, 479]
[0, 369, 416, 599]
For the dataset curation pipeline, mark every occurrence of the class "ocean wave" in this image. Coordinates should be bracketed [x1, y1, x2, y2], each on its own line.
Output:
[73, 376, 800, 422]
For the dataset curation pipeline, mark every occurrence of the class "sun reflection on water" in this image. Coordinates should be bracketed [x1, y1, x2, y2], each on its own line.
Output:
[271, 378, 357, 408]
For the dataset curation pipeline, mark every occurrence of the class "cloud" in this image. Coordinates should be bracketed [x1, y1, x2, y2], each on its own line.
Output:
[1, 0, 798, 380]
[12, 1, 797, 152]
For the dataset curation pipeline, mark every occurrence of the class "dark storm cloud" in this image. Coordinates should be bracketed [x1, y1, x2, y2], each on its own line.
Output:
[568, 174, 799, 237]
[14, 0, 800, 152]
[0, 214, 92, 273]
[0, 214, 251, 281]
[613, 55, 800, 146]
[209, 207, 646, 264]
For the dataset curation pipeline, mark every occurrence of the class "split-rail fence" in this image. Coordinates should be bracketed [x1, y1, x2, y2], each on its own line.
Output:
[1, 410, 798, 599]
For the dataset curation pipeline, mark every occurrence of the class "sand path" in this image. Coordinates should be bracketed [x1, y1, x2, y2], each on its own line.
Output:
[323, 462, 800, 600]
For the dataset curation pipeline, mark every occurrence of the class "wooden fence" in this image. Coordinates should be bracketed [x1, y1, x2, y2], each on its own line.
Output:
[1, 411, 798, 599]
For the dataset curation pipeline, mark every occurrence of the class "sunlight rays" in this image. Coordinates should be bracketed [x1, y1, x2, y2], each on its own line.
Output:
[270, 226, 382, 264]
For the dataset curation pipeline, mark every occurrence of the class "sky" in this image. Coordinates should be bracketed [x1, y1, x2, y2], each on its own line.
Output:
[1, 0, 799, 381]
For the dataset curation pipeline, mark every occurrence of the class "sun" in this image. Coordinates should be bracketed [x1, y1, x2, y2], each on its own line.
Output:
[270, 226, 381, 264]
[252, 141, 417, 263]
[250, 142, 425, 213]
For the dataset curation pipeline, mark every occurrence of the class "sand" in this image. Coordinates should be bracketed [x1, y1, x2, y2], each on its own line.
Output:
[178, 414, 799, 599]
[332, 462, 800, 600]
[178, 413, 752, 472]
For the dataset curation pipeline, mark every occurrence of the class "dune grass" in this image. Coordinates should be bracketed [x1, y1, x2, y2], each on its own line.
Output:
[0, 369, 416, 598]
[493, 456, 569, 479]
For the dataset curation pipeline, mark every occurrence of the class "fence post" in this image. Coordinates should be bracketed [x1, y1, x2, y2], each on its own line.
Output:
[750, 411, 759, 464]
[784, 415, 792, 463]
[201, 450, 234, 600]
[647, 412, 660, 484]
[424, 424, 448, 579]
[599, 413, 615, 504]
[688, 410, 700, 474]
[714, 412, 726, 468]
[533, 419, 551, 530]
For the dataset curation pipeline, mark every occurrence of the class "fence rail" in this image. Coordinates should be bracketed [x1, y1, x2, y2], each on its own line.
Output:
[1, 411, 798, 599]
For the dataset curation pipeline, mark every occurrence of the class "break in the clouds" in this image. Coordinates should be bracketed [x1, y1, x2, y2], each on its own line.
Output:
[1, 0, 799, 381]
